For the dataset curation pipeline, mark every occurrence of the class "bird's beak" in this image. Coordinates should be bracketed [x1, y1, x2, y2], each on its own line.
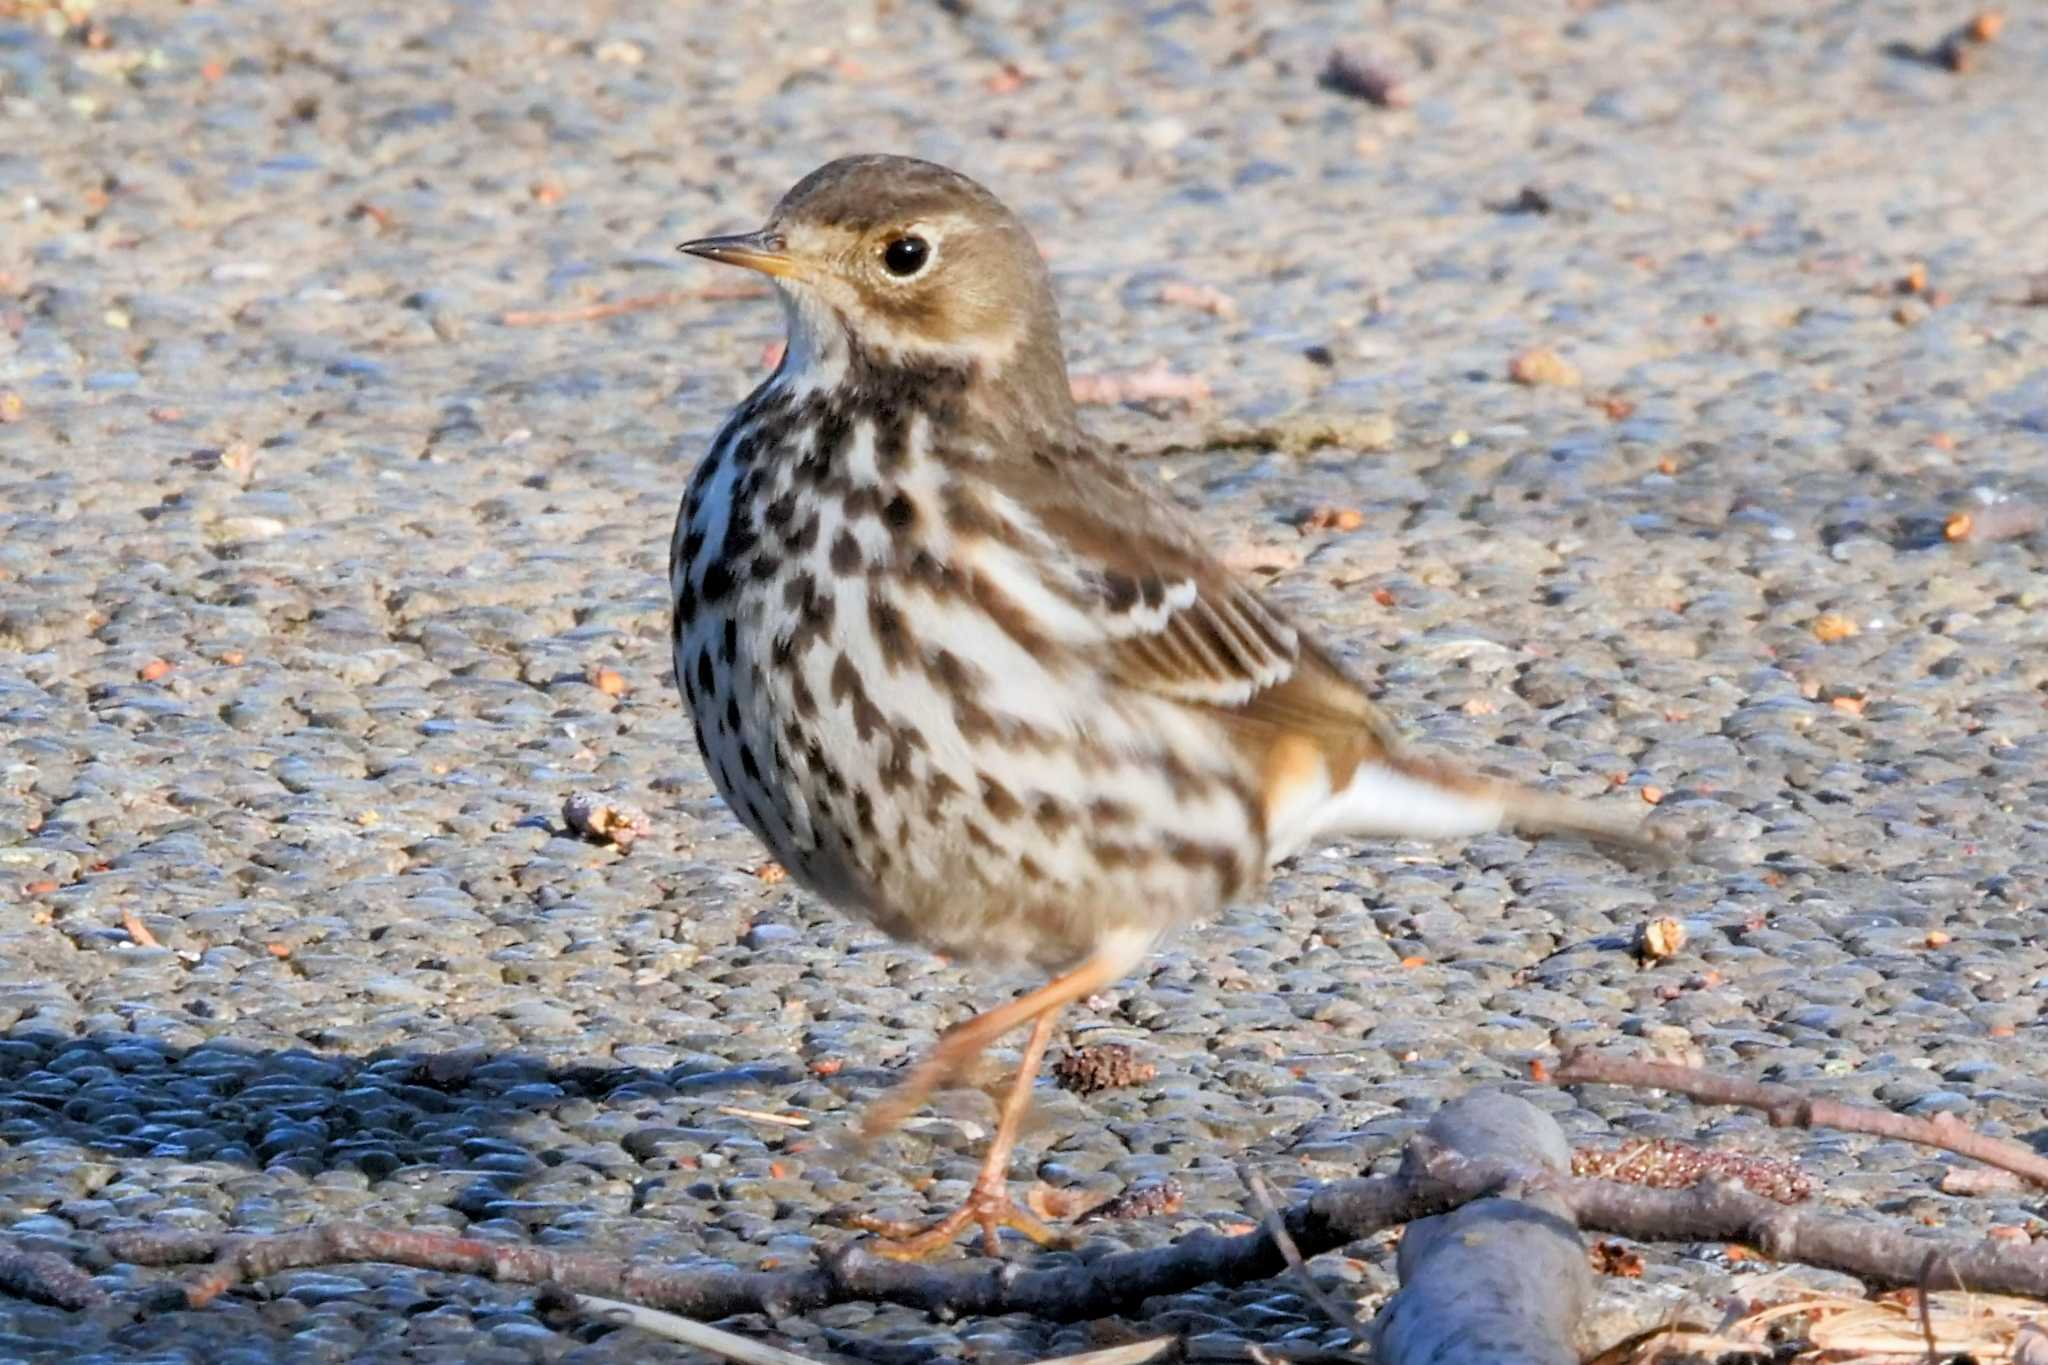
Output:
[677, 229, 799, 279]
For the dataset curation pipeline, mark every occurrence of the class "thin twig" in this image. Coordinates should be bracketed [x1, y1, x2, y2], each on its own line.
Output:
[1555, 1049, 2048, 1189]
[1918, 1251, 1940, 1365]
[1036, 1340, 1178, 1365]
[715, 1105, 811, 1128]
[1238, 1163, 1368, 1341]
[577, 1294, 822, 1365]
[121, 908, 162, 948]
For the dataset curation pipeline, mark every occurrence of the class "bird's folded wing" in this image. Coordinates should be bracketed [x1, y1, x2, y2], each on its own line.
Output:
[982, 450, 1664, 859]
[987, 454, 1403, 758]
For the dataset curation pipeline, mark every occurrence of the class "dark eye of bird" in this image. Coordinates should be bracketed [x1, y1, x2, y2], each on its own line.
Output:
[882, 235, 930, 277]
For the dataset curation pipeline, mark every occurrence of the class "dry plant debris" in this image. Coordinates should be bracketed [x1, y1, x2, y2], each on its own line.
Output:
[1572, 1138, 1814, 1206]
[1053, 1043, 1157, 1095]
[562, 791, 650, 850]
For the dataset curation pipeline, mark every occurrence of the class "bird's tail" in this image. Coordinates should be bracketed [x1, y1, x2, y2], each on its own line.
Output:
[1312, 749, 1670, 864]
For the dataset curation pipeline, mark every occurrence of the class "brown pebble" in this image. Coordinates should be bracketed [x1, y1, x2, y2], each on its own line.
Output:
[1508, 347, 1580, 387]
[1636, 915, 1685, 960]
[138, 658, 173, 682]
[1811, 613, 1858, 643]
[588, 664, 628, 697]
[562, 790, 649, 850]
[1298, 504, 1365, 533]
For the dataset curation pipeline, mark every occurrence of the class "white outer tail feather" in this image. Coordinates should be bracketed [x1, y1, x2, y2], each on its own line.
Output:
[1294, 760, 1660, 863]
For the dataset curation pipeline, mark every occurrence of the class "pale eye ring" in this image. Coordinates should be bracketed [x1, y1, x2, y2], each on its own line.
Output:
[882, 235, 930, 277]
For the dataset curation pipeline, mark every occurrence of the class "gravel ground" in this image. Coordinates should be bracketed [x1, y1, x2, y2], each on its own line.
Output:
[2, 1, 2046, 1361]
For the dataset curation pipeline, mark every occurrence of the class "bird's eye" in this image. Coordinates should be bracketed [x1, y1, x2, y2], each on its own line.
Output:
[881, 235, 930, 277]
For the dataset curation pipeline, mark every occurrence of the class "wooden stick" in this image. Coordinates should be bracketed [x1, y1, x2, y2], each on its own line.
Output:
[576, 1294, 822, 1365]
[88, 1139, 2048, 1325]
[1554, 1049, 2048, 1189]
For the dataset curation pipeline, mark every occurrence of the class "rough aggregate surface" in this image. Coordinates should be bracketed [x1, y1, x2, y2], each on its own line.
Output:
[1, 0, 2046, 1360]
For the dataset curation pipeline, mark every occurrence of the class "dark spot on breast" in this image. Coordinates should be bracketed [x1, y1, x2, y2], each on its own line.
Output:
[787, 512, 821, 554]
[799, 407, 851, 483]
[868, 589, 912, 667]
[830, 528, 863, 574]
[749, 550, 782, 581]
[1089, 839, 1146, 870]
[693, 451, 724, 492]
[905, 548, 957, 595]
[1157, 749, 1209, 801]
[720, 509, 761, 564]
[695, 647, 716, 696]
[740, 745, 762, 782]
[1034, 796, 1072, 834]
[764, 491, 799, 532]
[878, 731, 916, 791]
[932, 645, 982, 696]
[952, 697, 996, 742]
[1140, 576, 1167, 610]
[964, 821, 998, 853]
[680, 529, 706, 566]
[700, 558, 736, 604]
[725, 695, 741, 730]
[675, 578, 697, 624]
[789, 668, 817, 717]
[927, 771, 962, 810]
[829, 653, 886, 741]
[842, 484, 883, 521]
[873, 411, 908, 472]
[670, 606, 687, 643]
[852, 789, 876, 834]
[979, 774, 1021, 822]
[1018, 853, 1046, 881]
[883, 493, 916, 531]
[807, 740, 847, 796]
[1088, 797, 1134, 826]
[739, 795, 769, 836]
[720, 618, 738, 663]
[1102, 572, 1138, 612]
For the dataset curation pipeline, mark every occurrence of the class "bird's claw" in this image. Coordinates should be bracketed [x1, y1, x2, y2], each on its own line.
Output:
[851, 1182, 1067, 1260]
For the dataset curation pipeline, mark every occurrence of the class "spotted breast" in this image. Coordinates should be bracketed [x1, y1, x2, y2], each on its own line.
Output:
[671, 339, 1265, 974]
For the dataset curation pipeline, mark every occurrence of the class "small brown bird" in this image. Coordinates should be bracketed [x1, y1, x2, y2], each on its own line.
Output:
[672, 155, 1656, 1258]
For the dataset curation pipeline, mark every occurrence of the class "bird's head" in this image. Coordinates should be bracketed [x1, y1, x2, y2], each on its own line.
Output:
[681, 155, 1072, 422]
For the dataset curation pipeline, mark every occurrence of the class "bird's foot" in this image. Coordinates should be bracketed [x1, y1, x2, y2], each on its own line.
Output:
[852, 1179, 1066, 1260]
